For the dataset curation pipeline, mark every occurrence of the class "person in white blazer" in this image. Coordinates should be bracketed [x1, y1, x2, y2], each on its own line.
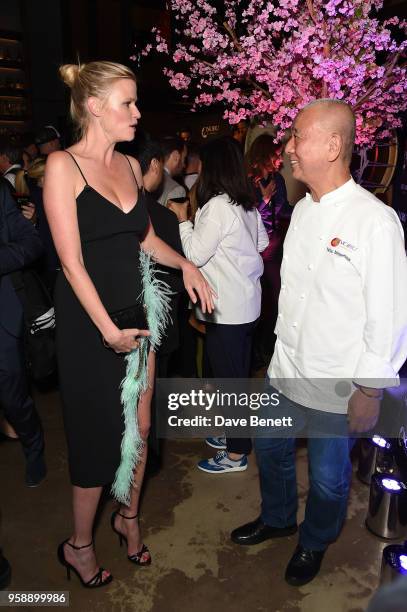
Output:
[169, 136, 269, 473]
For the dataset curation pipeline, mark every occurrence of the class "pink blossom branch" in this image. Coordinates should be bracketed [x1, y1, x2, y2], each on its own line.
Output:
[306, 0, 318, 26]
[141, 0, 407, 146]
[353, 51, 401, 110]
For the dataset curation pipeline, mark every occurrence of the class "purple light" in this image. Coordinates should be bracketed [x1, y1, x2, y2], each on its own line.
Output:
[400, 555, 407, 570]
[382, 478, 402, 491]
[372, 435, 389, 449]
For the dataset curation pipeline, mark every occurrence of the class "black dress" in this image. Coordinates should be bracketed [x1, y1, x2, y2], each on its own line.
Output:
[55, 152, 149, 487]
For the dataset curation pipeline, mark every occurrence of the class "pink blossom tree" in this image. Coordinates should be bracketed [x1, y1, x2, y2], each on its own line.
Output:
[140, 0, 407, 146]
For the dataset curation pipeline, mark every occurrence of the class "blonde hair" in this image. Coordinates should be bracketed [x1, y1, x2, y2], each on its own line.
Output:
[15, 157, 46, 195]
[59, 61, 137, 139]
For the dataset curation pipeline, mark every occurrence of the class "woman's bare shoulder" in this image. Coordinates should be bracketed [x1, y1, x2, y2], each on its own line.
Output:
[44, 150, 80, 199]
[122, 154, 143, 179]
[123, 153, 140, 168]
[46, 150, 79, 176]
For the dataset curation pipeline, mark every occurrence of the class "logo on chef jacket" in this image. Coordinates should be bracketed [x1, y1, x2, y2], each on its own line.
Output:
[330, 237, 358, 251]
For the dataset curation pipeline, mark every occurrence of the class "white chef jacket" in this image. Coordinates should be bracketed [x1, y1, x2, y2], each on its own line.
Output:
[268, 178, 407, 413]
[179, 192, 269, 324]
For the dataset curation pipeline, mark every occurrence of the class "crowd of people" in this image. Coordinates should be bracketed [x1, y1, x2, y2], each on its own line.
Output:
[1, 59, 407, 602]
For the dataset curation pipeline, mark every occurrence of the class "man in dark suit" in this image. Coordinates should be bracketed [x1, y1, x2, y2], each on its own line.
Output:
[129, 133, 185, 474]
[0, 178, 46, 486]
[156, 136, 187, 207]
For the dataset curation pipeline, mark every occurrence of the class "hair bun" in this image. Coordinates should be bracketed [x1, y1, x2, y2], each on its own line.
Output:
[59, 64, 81, 88]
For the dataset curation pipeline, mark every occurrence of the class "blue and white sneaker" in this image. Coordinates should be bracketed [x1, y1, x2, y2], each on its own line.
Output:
[205, 436, 227, 450]
[197, 450, 248, 473]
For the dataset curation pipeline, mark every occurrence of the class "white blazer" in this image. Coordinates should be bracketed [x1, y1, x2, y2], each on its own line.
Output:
[179, 193, 269, 324]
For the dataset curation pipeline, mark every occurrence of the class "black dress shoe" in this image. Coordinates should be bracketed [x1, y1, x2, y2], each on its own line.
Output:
[25, 456, 47, 487]
[285, 545, 325, 586]
[231, 516, 297, 545]
[0, 432, 19, 443]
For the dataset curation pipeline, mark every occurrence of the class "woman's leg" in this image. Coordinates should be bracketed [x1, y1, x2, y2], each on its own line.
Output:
[205, 322, 254, 460]
[63, 485, 111, 582]
[113, 350, 155, 560]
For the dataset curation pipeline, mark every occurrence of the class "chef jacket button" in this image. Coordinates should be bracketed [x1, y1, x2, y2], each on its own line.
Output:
[290, 349, 295, 356]
[281, 284, 286, 290]
[300, 293, 305, 299]
[308, 263, 314, 270]
[292, 322, 298, 327]
[319, 236, 324, 240]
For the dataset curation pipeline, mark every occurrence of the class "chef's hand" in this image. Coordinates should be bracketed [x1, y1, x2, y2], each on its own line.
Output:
[347, 389, 381, 433]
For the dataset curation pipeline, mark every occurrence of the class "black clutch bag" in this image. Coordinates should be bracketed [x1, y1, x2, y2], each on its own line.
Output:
[109, 303, 148, 331]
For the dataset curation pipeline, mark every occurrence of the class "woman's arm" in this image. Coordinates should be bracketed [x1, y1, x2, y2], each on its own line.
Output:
[141, 223, 215, 313]
[168, 197, 227, 267]
[43, 152, 148, 352]
[126, 155, 215, 313]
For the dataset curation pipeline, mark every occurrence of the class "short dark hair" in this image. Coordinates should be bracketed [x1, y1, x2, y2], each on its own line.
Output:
[196, 137, 254, 210]
[186, 141, 200, 163]
[178, 126, 192, 134]
[35, 125, 60, 146]
[159, 136, 186, 161]
[21, 131, 36, 148]
[0, 134, 22, 165]
[133, 131, 164, 176]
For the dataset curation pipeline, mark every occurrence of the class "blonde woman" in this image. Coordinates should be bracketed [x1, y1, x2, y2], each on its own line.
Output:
[15, 156, 46, 193]
[44, 61, 213, 588]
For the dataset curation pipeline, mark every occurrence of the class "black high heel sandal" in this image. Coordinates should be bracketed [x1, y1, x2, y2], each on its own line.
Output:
[110, 511, 152, 566]
[57, 539, 113, 588]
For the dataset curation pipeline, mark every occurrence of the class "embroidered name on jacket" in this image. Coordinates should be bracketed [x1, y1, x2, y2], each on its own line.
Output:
[326, 246, 351, 262]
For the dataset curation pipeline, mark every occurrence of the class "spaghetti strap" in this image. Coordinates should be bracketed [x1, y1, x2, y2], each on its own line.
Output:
[123, 154, 141, 189]
[65, 150, 89, 185]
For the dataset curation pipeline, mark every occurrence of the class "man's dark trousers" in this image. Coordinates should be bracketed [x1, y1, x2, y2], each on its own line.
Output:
[0, 179, 45, 482]
[0, 323, 45, 475]
[254, 388, 354, 551]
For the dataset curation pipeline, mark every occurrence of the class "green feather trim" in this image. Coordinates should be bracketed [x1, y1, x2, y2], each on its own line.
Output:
[111, 250, 172, 504]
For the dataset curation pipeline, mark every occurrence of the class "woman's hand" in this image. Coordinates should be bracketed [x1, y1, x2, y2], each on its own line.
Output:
[103, 327, 151, 354]
[256, 177, 276, 204]
[21, 202, 37, 224]
[167, 199, 189, 222]
[182, 260, 215, 314]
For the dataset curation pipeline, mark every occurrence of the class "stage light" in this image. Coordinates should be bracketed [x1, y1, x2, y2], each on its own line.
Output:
[357, 437, 396, 485]
[366, 474, 407, 539]
[372, 435, 391, 449]
[381, 478, 402, 491]
[380, 544, 407, 584]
